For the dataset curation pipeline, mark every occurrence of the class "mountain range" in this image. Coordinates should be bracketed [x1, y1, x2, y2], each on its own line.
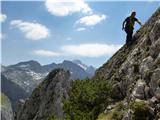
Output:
[2, 60, 96, 94]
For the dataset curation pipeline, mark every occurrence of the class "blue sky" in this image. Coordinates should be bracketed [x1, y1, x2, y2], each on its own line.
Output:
[1, 0, 160, 68]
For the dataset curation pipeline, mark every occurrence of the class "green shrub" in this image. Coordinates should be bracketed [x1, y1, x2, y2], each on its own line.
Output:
[98, 102, 126, 120]
[131, 100, 150, 120]
[63, 78, 114, 120]
[47, 115, 56, 120]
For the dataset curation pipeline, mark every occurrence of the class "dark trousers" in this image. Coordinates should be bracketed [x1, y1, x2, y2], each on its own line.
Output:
[125, 27, 133, 44]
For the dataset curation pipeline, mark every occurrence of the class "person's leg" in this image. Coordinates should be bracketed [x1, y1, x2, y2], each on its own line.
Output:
[129, 29, 133, 42]
[126, 33, 130, 44]
[128, 31, 132, 43]
[125, 27, 130, 44]
[127, 28, 134, 44]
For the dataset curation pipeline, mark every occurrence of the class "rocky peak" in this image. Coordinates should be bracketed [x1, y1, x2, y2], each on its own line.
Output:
[15, 69, 71, 120]
[10, 60, 44, 73]
[72, 59, 87, 69]
[13, 60, 41, 67]
[73, 59, 96, 75]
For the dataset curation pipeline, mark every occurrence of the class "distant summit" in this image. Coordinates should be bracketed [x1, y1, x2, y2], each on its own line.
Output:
[73, 59, 95, 76]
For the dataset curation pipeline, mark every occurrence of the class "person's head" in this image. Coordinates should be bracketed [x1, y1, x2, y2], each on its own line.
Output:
[131, 11, 136, 17]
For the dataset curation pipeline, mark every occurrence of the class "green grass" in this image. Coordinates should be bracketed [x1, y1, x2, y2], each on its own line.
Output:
[0, 92, 11, 108]
[131, 100, 151, 120]
[98, 102, 126, 120]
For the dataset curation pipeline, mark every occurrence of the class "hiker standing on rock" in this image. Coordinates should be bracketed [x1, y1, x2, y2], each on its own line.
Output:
[122, 11, 142, 44]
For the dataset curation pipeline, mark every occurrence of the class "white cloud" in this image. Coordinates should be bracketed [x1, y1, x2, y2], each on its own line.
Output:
[0, 33, 6, 40]
[76, 27, 86, 31]
[10, 20, 50, 40]
[32, 43, 122, 58]
[45, 0, 92, 16]
[0, 33, 3, 40]
[61, 43, 122, 57]
[76, 14, 107, 26]
[0, 13, 7, 22]
[33, 50, 60, 57]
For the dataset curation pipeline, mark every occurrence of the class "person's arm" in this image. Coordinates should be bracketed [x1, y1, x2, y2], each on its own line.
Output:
[136, 18, 142, 26]
[137, 20, 142, 26]
[122, 19, 126, 30]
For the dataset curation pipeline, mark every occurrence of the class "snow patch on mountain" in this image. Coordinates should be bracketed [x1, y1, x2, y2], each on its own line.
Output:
[26, 70, 47, 80]
[77, 63, 88, 70]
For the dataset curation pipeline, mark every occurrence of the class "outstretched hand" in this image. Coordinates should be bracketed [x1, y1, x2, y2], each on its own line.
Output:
[138, 21, 142, 26]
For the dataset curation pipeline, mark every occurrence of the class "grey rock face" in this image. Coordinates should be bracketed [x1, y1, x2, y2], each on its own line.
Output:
[132, 79, 146, 100]
[16, 69, 70, 120]
[1, 74, 29, 112]
[150, 68, 160, 93]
